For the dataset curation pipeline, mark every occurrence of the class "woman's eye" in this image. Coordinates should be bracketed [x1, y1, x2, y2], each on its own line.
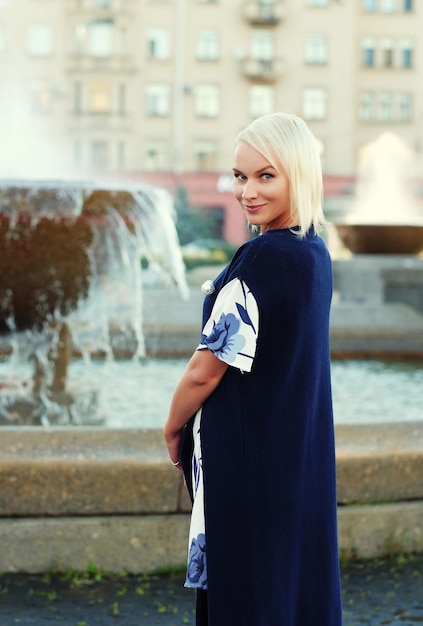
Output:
[261, 173, 273, 180]
[233, 173, 246, 180]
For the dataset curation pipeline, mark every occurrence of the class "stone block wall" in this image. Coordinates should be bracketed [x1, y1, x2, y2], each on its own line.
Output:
[0, 423, 422, 573]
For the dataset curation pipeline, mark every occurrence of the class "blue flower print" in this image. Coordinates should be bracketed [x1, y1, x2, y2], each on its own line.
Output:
[236, 280, 257, 334]
[197, 278, 258, 372]
[187, 533, 207, 588]
[202, 313, 246, 363]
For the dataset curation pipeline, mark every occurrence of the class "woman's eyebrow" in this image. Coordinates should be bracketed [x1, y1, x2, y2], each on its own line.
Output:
[256, 165, 277, 173]
[232, 165, 276, 174]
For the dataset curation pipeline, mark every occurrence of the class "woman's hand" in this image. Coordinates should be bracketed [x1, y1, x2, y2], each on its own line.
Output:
[164, 426, 183, 471]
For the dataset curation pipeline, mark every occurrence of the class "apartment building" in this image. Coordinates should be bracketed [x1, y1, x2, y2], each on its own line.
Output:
[0, 0, 421, 239]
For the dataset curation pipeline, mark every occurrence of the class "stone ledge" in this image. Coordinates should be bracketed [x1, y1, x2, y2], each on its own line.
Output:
[335, 422, 423, 503]
[329, 329, 423, 357]
[0, 515, 191, 574]
[0, 428, 191, 516]
[0, 502, 422, 574]
[1, 423, 422, 516]
[337, 501, 423, 558]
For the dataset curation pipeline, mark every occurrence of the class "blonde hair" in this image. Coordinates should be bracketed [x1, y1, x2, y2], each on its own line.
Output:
[235, 112, 325, 237]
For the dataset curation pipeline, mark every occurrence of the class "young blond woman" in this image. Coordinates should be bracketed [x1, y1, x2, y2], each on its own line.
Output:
[164, 112, 342, 626]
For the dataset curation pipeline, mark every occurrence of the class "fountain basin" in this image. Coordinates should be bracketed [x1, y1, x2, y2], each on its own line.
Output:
[0, 423, 422, 573]
[335, 224, 423, 255]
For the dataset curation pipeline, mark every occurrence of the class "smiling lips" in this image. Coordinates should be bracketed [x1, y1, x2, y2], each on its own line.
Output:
[244, 203, 266, 212]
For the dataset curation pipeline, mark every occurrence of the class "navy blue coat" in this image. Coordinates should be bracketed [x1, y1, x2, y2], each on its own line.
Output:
[182, 228, 342, 626]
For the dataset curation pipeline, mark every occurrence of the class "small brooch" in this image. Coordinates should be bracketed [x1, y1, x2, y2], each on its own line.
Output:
[201, 280, 215, 295]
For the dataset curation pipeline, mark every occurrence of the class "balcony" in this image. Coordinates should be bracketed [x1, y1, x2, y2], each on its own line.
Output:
[66, 0, 136, 14]
[69, 111, 133, 131]
[67, 54, 138, 74]
[242, 57, 284, 82]
[244, 1, 285, 25]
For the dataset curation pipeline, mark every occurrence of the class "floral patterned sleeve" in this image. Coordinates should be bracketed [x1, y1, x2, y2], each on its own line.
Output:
[197, 277, 259, 373]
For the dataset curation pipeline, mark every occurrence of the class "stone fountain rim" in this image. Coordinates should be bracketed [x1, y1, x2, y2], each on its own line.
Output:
[334, 222, 423, 227]
[0, 178, 160, 192]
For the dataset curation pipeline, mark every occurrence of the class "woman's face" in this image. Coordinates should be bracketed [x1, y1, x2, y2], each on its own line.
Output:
[232, 141, 294, 233]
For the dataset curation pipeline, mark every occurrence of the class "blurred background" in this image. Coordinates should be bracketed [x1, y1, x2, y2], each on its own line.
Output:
[1, 0, 423, 251]
[1, 0, 423, 429]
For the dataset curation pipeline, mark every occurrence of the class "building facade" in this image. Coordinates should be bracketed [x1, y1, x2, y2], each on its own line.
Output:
[0, 0, 422, 241]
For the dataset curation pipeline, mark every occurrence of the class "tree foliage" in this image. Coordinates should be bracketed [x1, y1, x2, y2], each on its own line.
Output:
[173, 186, 221, 245]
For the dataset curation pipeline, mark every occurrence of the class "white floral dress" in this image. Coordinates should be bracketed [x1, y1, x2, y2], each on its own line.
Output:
[184, 277, 259, 590]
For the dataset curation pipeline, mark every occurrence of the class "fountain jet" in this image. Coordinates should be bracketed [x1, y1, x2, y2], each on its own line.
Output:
[0, 179, 188, 425]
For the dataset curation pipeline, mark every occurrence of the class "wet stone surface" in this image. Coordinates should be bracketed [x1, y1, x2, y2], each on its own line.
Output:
[0, 555, 422, 625]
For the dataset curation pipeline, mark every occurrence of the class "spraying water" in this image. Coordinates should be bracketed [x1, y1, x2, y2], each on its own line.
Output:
[348, 132, 423, 225]
[0, 180, 188, 425]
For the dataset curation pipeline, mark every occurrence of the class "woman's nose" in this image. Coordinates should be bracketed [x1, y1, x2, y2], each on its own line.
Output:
[242, 180, 258, 199]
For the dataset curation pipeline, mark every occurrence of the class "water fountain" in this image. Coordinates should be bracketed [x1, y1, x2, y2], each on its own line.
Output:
[0, 179, 188, 426]
[333, 132, 423, 254]
[328, 133, 423, 357]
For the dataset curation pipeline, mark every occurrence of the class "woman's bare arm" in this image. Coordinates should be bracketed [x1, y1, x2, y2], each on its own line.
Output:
[164, 349, 228, 467]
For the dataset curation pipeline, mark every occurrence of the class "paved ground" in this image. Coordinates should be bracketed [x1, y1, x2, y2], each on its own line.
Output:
[0, 554, 422, 626]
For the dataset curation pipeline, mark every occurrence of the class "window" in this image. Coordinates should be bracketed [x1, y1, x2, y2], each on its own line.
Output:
[362, 38, 375, 67]
[27, 24, 53, 57]
[381, 0, 397, 11]
[249, 85, 274, 117]
[305, 33, 328, 64]
[398, 93, 412, 121]
[360, 91, 413, 122]
[400, 38, 413, 67]
[146, 83, 170, 116]
[404, 0, 413, 11]
[89, 19, 114, 57]
[363, 0, 377, 10]
[196, 30, 219, 61]
[147, 28, 170, 60]
[194, 140, 217, 171]
[92, 0, 112, 7]
[75, 21, 122, 58]
[195, 85, 219, 117]
[89, 81, 111, 113]
[381, 38, 394, 67]
[378, 92, 394, 121]
[307, 0, 329, 5]
[255, 0, 277, 20]
[251, 29, 274, 61]
[144, 140, 170, 171]
[302, 88, 327, 120]
[359, 92, 376, 121]
[91, 140, 109, 171]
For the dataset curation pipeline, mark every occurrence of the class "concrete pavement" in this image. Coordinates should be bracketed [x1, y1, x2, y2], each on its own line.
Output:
[1, 554, 423, 626]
